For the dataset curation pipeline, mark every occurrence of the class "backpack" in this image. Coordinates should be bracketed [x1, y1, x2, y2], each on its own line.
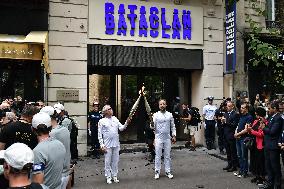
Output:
[189, 107, 202, 125]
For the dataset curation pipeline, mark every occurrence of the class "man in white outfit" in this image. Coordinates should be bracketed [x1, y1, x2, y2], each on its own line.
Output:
[153, 99, 176, 180]
[98, 105, 131, 184]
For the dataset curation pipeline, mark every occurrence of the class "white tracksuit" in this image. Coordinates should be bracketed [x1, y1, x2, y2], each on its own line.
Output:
[153, 111, 176, 174]
[98, 116, 127, 178]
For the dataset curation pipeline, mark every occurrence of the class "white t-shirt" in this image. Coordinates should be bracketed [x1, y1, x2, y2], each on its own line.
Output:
[98, 116, 127, 148]
[153, 111, 176, 140]
[202, 104, 217, 120]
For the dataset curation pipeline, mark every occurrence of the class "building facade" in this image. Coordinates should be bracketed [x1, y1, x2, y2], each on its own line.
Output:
[47, 0, 225, 155]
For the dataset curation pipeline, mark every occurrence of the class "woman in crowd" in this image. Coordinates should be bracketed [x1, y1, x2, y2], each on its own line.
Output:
[247, 107, 267, 185]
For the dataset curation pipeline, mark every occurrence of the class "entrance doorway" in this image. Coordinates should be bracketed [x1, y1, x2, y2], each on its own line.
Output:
[87, 44, 202, 143]
[88, 70, 191, 142]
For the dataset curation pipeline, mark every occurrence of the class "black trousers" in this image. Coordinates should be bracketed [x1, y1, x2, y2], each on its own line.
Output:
[224, 138, 238, 168]
[205, 120, 216, 148]
[264, 149, 281, 188]
[217, 124, 225, 151]
[91, 130, 100, 156]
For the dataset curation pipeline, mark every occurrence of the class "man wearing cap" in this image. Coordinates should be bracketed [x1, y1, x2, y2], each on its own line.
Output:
[32, 112, 66, 189]
[202, 96, 217, 150]
[0, 143, 48, 189]
[54, 103, 72, 132]
[98, 105, 131, 184]
[88, 102, 102, 159]
[41, 106, 71, 189]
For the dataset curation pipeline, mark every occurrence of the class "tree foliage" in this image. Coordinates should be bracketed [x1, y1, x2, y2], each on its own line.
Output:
[245, 0, 284, 87]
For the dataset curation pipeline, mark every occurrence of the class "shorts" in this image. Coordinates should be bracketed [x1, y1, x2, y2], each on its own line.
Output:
[61, 175, 70, 189]
[189, 126, 198, 136]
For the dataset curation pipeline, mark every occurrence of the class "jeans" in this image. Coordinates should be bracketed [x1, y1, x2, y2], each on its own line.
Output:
[236, 138, 248, 174]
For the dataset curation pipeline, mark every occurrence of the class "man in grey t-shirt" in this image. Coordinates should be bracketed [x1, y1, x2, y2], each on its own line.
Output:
[31, 112, 66, 189]
[41, 106, 71, 189]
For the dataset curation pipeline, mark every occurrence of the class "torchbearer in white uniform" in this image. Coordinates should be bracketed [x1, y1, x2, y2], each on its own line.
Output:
[153, 99, 176, 180]
[98, 105, 131, 184]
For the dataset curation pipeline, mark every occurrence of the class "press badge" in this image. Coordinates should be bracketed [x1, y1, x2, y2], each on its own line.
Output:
[33, 162, 45, 172]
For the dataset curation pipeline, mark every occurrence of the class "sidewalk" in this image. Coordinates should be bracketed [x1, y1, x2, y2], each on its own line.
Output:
[87, 141, 227, 161]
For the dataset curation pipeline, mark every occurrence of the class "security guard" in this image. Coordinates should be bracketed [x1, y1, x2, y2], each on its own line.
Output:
[202, 96, 217, 150]
[88, 102, 102, 159]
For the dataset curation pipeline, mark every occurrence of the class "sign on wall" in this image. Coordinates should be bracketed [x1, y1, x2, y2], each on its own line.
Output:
[89, 0, 203, 45]
[0, 42, 43, 60]
[57, 90, 79, 102]
[225, 0, 236, 73]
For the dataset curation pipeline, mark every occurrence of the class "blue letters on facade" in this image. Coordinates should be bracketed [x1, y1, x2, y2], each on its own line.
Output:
[104, 3, 192, 40]
[117, 4, 127, 36]
[105, 3, 115, 35]
[127, 5, 137, 36]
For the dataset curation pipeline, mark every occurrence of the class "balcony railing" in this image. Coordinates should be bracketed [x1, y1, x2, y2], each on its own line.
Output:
[265, 20, 282, 29]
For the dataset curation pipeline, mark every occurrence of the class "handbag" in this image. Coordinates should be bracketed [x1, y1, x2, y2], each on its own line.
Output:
[244, 137, 255, 149]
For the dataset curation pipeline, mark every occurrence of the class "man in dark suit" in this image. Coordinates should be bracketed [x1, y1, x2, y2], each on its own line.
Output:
[222, 101, 240, 172]
[262, 101, 283, 189]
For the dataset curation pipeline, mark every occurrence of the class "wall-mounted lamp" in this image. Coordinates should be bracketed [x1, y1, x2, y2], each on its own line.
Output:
[202, 0, 217, 16]
[173, 0, 183, 5]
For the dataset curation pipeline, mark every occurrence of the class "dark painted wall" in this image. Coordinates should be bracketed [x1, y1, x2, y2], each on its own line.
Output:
[0, 0, 48, 35]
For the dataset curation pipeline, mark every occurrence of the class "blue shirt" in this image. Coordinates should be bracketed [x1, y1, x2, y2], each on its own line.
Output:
[237, 113, 253, 134]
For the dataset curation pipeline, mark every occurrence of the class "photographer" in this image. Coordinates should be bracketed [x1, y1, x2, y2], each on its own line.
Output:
[247, 107, 267, 185]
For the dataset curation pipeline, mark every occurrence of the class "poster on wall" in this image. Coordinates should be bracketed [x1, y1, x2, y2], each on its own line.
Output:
[225, 0, 236, 73]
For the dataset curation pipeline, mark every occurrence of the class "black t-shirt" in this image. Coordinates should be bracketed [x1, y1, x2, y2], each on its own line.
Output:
[0, 121, 38, 149]
[8, 182, 44, 189]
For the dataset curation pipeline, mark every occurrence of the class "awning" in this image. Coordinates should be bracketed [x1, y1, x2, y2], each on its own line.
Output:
[88, 44, 203, 70]
[0, 31, 51, 74]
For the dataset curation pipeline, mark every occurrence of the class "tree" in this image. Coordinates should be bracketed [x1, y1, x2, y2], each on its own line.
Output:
[245, 0, 284, 90]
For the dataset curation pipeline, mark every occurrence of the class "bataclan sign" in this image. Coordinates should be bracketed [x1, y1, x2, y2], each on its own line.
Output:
[89, 0, 204, 45]
[105, 3, 192, 40]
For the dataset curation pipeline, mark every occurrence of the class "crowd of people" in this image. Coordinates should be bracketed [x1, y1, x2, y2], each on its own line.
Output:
[1, 94, 284, 188]
[0, 98, 78, 189]
[204, 95, 284, 189]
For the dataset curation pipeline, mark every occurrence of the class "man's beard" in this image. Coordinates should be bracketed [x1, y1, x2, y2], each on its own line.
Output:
[160, 107, 166, 112]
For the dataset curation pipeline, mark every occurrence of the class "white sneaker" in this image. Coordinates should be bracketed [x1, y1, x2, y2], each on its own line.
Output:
[113, 176, 120, 183]
[106, 177, 112, 184]
[154, 172, 160, 180]
[166, 172, 174, 179]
